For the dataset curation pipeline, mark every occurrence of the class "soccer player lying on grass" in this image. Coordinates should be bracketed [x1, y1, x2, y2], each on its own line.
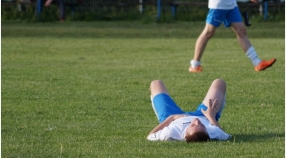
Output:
[147, 79, 231, 142]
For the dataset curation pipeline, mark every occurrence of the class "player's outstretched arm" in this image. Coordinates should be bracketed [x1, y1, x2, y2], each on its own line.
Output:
[147, 114, 186, 138]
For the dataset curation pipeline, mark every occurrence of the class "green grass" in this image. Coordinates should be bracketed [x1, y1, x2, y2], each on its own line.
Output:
[1, 21, 284, 157]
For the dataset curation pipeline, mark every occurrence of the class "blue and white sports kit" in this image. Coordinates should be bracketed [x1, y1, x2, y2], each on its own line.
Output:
[148, 93, 231, 141]
[151, 93, 225, 123]
[206, 0, 242, 27]
[206, 7, 242, 27]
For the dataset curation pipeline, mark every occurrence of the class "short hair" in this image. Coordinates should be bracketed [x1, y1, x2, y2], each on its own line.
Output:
[185, 131, 210, 143]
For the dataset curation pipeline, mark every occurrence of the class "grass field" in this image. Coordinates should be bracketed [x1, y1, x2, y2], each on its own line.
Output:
[1, 21, 284, 157]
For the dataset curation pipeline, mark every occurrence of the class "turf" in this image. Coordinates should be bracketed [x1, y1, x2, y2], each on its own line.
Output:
[1, 21, 284, 157]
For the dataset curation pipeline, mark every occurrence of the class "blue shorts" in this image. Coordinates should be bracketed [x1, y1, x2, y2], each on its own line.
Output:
[206, 7, 242, 28]
[151, 93, 225, 123]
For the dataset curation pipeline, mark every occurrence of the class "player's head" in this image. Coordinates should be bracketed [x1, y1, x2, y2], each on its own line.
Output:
[185, 118, 210, 143]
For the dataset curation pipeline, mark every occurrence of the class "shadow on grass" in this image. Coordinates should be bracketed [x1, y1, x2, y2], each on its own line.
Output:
[230, 132, 284, 142]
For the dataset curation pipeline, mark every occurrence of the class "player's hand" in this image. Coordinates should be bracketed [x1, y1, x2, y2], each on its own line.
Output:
[201, 99, 220, 119]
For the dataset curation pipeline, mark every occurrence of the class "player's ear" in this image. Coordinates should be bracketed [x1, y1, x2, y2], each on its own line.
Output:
[184, 132, 189, 139]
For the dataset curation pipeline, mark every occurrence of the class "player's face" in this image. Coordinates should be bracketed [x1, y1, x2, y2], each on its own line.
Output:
[185, 118, 207, 136]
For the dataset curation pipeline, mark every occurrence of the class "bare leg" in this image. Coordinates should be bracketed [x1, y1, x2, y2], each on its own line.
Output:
[231, 22, 252, 52]
[202, 79, 226, 110]
[193, 23, 217, 61]
[150, 80, 169, 99]
[150, 80, 181, 122]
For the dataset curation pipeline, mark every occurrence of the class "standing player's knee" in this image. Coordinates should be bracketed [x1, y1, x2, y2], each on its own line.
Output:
[203, 30, 215, 39]
[208, 30, 215, 38]
[236, 27, 247, 38]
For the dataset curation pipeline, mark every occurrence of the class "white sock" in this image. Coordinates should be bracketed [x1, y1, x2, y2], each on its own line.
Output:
[246, 46, 261, 66]
[190, 60, 201, 68]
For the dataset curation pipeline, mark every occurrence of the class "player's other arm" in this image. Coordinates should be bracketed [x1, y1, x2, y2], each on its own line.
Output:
[147, 114, 185, 138]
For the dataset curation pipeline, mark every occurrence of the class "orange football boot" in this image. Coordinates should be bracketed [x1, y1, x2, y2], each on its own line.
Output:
[254, 58, 276, 71]
[189, 65, 202, 72]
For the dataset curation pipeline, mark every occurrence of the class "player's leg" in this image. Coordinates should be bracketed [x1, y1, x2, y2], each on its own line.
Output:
[231, 22, 276, 71]
[150, 80, 169, 98]
[189, 24, 217, 72]
[202, 79, 226, 121]
[189, 9, 222, 72]
[150, 80, 185, 123]
[228, 7, 276, 71]
[223, 7, 250, 52]
[193, 24, 216, 62]
[231, 22, 251, 52]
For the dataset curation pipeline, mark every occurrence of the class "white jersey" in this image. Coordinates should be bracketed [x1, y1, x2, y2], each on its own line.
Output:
[147, 116, 231, 141]
[208, 0, 237, 9]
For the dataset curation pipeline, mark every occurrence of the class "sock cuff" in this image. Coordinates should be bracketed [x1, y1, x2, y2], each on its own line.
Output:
[190, 60, 201, 66]
[245, 46, 261, 66]
[246, 46, 255, 55]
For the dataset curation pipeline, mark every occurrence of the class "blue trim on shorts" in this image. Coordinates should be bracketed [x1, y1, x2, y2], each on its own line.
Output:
[206, 7, 242, 27]
[152, 93, 223, 123]
[186, 103, 221, 121]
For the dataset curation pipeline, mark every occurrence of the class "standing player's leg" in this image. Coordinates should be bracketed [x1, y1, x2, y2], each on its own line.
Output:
[231, 22, 252, 52]
[189, 23, 216, 73]
[189, 9, 222, 73]
[150, 80, 185, 123]
[229, 7, 276, 71]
